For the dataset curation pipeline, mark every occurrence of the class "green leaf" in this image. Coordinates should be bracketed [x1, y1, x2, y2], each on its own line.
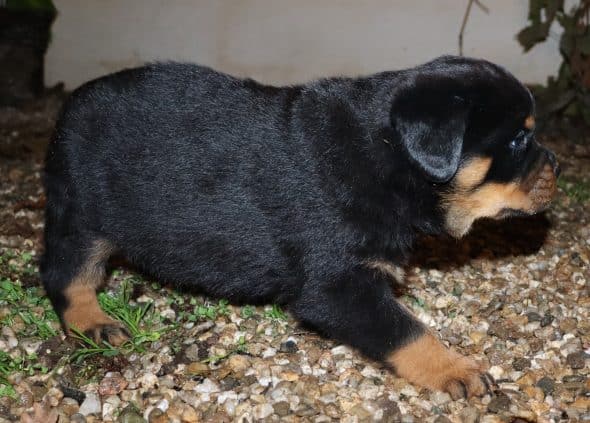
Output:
[579, 34, 590, 55]
[528, 0, 545, 23]
[517, 23, 551, 51]
[545, 0, 564, 21]
[559, 33, 575, 57]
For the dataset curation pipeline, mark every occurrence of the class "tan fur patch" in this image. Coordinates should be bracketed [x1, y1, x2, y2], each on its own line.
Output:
[524, 115, 535, 130]
[61, 240, 127, 345]
[444, 157, 557, 237]
[388, 332, 487, 399]
[443, 182, 532, 237]
[454, 157, 493, 189]
[63, 284, 117, 333]
[365, 260, 405, 283]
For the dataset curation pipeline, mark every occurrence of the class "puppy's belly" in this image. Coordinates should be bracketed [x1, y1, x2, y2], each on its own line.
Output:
[109, 224, 299, 304]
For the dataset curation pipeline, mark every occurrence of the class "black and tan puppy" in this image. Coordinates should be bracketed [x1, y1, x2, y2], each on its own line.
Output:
[41, 56, 559, 398]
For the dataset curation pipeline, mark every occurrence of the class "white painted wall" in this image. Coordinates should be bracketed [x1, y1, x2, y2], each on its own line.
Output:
[46, 0, 562, 89]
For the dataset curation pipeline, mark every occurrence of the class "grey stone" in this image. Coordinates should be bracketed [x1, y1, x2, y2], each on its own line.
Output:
[487, 393, 511, 413]
[536, 376, 555, 395]
[566, 351, 588, 369]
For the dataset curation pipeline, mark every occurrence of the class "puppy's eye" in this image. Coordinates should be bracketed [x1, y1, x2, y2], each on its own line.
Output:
[510, 131, 528, 150]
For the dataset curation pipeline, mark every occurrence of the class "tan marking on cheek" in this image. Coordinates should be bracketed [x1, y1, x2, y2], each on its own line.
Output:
[443, 182, 532, 238]
[387, 332, 488, 399]
[454, 157, 493, 188]
[524, 115, 535, 130]
[365, 260, 405, 283]
[461, 182, 533, 216]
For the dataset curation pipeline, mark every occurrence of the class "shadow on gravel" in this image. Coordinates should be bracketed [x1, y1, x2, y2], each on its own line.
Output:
[410, 213, 551, 271]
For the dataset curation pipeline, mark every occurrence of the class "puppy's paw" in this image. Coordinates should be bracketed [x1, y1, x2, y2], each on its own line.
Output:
[388, 332, 494, 399]
[438, 357, 494, 400]
[81, 323, 131, 347]
[62, 284, 131, 347]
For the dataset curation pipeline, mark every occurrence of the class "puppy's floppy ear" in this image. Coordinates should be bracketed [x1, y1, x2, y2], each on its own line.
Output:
[390, 89, 470, 183]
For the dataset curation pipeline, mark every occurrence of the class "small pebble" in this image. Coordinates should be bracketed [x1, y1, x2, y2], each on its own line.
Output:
[566, 351, 588, 369]
[78, 393, 101, 416]
[487, 393, 511, 413]
[512, 357, 531, 371]
[279, 340, 298, 353]
[536, 376, 556, 395]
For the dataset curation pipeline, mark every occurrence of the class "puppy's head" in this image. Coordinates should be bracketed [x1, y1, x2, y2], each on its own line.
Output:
[390, 56, 559, 238]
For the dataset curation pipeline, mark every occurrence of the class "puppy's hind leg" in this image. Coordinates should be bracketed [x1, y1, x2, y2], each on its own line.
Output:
[291, 264, 491, 399]
[40, 196, 129, 346]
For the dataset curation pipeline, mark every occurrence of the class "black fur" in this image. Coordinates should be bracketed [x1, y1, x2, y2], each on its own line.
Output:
[41, 55, 555, 363]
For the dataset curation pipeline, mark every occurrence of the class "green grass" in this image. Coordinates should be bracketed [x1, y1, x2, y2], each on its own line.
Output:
[201, 335, 247, 364]
[189, 299, 230, 321]
[0, 246, 292, 393]
[0, 351, 48, 398]
[70, 279, 163, 363]
[0, 277, 59, 340]
[68, 329, 120, 364]
[403, 294, 427, 309]
[98, 280, 160, 344]
[558, 177, 590, 203]
[264, 304, 288, 321]
[241, 305, 256, 319]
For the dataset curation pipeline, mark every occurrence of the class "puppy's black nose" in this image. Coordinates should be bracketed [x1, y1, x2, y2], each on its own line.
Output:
[546, 150, 560, 177]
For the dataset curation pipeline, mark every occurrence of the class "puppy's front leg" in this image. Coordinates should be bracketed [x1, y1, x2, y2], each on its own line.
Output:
[291, 265, 491, 399]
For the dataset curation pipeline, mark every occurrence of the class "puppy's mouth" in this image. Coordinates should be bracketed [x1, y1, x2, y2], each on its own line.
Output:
[519, 162, 558, 214]
[493, 207, 542, 219]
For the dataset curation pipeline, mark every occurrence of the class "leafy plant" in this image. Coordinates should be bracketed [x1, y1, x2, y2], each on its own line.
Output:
[518, 0, 590, 126]
[188, 299, 231, 322]
[0, 277, 58, 340]
[264, 304, 288, 321]
[201, 336, 247, 364]
[241, 305, 256, 319]
[70, 280, 163, 362]
[98, 280, 158, 342]
[0, 351, 48, 398]
[69, 329, 120, 364]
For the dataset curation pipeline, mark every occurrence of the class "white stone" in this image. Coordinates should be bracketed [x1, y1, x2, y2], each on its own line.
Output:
[262, 347, 276, 358]
[195, 378, 219, 394]
[400, 385, 418, 397]
[330, 345, 352, 357]
[102, 402, 117, 421]
[224, 399, 237, 416]
[139, 372, 158, 389]
[160, 308, 176, 319]
[430, 391, 452, 405]
[488, 365, 505, 380]
[79, 392, 101, 416]
[20, 339, 42, 355]
[7, 337, 18, 349]
[360, 365, 381, 379]
[155, 398, 169, 412]
[217, 391, 238, 404]
[252, 404, 273, 420]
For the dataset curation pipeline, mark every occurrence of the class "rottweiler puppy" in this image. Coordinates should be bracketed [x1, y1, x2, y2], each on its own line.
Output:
[41, 56, 559, 398]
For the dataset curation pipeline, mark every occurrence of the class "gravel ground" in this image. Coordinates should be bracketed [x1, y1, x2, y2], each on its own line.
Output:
[0, 94, 588, 423]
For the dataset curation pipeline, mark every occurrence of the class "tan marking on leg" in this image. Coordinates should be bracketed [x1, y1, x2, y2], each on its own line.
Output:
[365, 260, 405, 283]
[524, 115, 535, 130]
[62, 240, 129, 346]
[388, 332, 489, 399]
